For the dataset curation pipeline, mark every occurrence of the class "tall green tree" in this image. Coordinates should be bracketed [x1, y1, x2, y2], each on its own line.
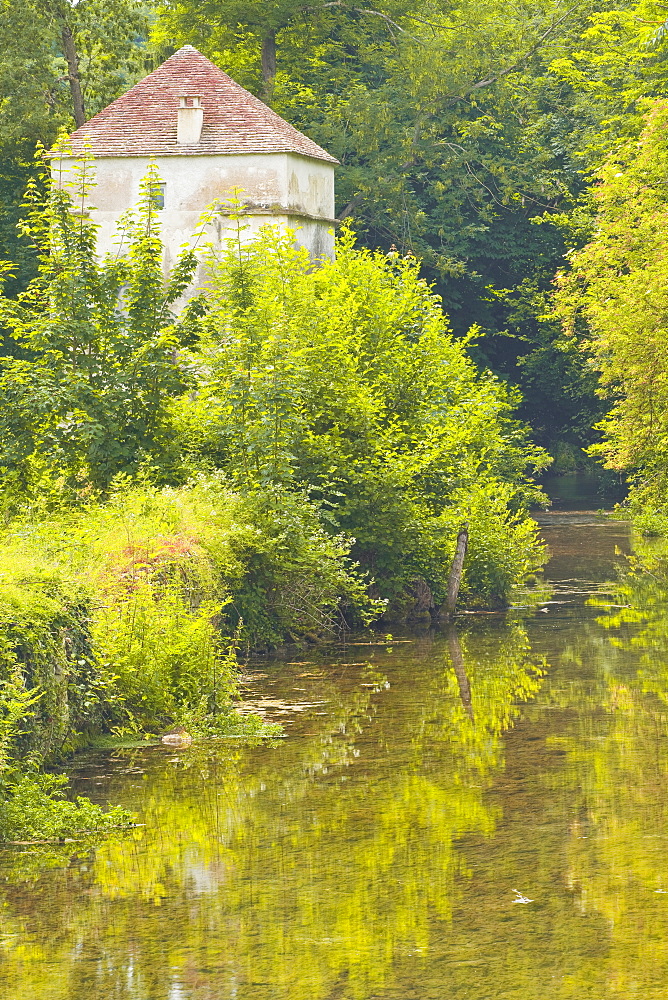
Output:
[555, 101, 668, 520]
[0, 160, 201, 492]
[0, 0, 151, 295]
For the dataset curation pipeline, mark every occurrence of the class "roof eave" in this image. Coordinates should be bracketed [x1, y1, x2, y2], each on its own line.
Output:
[54, 147, 340, 165]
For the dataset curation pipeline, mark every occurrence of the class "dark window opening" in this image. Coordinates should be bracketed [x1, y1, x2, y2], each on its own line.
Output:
[150, 182, 166, 210]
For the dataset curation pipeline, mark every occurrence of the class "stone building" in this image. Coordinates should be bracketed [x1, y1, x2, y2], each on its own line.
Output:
[54, 45, 338, 267]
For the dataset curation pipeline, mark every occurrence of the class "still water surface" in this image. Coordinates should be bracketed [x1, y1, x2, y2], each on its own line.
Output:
[4, 501, 668, 999]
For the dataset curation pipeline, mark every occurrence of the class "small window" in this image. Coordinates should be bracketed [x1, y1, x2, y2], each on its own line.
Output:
[150, 182, 166, 210]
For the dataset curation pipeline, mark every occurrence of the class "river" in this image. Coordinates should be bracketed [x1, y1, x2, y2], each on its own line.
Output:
[3, 481, 668, 999]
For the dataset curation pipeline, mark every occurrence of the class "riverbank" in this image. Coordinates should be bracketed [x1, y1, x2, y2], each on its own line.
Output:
[0, 468, 548, 840]
[0, 479, 370, 769]
[5, 503, 665, 998]
[0, 473, 547, 756]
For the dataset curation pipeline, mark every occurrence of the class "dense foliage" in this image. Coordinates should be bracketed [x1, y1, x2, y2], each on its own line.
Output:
[184, 222, 548, 609]
[0, 0, 151, 298]
[556, 102, 668, 529]
[0, 159, 549, 835]
[1, 169, 548, 612]
[8, 0, 668, 843]
[0, 479, 305, 839]
[0, 478, 367, 742]
[7, 0, 668, 457]
[0, 157, 203, 493]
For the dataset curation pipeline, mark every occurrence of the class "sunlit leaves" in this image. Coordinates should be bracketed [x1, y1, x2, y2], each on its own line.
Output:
[182, 223, 548, 607]
[0, 162, 199, 492]
[555, 102, 668, 513]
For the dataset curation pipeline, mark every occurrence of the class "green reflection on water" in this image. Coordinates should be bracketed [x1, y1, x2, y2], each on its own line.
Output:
[0, 626, 544, 1000]
[6, 515, 668, 999]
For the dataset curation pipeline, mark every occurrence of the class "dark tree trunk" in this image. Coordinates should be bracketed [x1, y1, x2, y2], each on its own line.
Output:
[337, 197, 362, 221]
[261, 29, 277, 102]
[61, 21, 85, 128]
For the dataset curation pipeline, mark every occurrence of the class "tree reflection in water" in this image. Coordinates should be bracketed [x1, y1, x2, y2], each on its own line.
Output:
[0, 623, 545, 999]
[555, 537, 668, 998]
[7, 519, 668, 997]
[11, 582, 668, 999]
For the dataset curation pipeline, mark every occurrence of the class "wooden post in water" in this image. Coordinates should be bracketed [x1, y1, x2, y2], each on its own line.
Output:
[444, 524, 469, 619]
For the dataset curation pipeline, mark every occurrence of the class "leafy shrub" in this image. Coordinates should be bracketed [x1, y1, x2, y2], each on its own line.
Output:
[0, 664, 132, 843]
[0, 577, 117, 759]
[203, 483, 383, 644]
[0, 477, 377, 753]
[453, 483, 547, 607]
[92, 584, 234, 729]
[80, 476, 381, 646]
[179, 225, 548, 612]
[0, 166, 548, 615]
[0, 156, 202, 494]
[0, 668, 41, 773]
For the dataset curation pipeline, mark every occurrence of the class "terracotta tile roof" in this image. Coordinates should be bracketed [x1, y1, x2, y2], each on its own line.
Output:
[65, 45, 338, 164]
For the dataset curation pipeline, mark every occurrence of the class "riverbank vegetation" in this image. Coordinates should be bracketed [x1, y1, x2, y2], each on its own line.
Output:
[1, 162, 548, 613]
[5, 0, 668, 840]
[0, 158, 548, 838]
[5, 0, 668, 469]
[556, 102, 668, 534]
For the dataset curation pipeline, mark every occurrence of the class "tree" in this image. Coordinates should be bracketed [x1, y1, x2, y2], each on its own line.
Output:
[555, 101, 668, 517]
[154, 0, 624, 458]
[156, 0, 421, 101]
[0, 0, 150, 294]
[0, 159, 201, 493]
[177, 222, 548, 609]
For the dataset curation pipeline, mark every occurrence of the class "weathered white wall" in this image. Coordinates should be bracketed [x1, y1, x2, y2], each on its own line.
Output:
[52, 151, 336, 269]
[286, 153, 335, 220]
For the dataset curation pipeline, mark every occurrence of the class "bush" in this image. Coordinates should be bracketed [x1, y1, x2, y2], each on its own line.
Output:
[0, 476, 377, 755]
[178, 225, 548, 612]
[92, 585, 233, 729]
[212, 484, 382, 643]
[0, 633, 133, 843]
[0, 158, 202, 494]
[0, 577, 116, 760]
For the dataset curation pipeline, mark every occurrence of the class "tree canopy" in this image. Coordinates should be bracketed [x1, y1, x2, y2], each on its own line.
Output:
[4, 0, 668, 482]
[556, 100, 668, 523]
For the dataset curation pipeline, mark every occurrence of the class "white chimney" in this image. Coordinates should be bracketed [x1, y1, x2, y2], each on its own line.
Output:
[177, 95, 203, 145]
